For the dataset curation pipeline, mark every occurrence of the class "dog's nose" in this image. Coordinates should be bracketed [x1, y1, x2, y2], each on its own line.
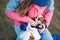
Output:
[38, 24, 40, 25]
[37, 24, 44, 29]
[39, 25, 44, 29]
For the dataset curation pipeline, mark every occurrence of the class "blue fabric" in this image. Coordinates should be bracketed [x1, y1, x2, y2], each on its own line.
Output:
[32, 0, 50, 7]
[14, 24, 53, 40]
[20, 23, 28, 31]
[52, 34, 60, 40]
[47, 0, 54, 12]
[20, 23, 44, 31]
[5, 0, 20, 12]
[5, 0, 54, 12]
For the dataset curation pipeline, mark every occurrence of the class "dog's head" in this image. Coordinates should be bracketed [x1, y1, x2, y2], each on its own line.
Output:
[36, 15, 46, 24]
[35, 15, 47, 29]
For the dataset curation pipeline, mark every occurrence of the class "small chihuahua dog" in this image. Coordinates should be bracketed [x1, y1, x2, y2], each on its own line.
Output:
[29, 15, 47, 40]
[35, 15, 46, 29]
[19, 15, 46, 40]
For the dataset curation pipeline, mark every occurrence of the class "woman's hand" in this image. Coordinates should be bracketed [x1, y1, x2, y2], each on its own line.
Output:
[28, 17, 37, 26]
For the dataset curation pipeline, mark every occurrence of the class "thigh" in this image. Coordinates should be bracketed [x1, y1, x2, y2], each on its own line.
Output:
[16, 36, 22, 40]
[14, 24, 25, 40]
[14, 24, 24, 36]
[40, 29, 53, 40]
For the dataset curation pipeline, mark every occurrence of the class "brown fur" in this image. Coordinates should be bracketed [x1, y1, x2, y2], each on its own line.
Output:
[38, 17, 47, 28]
[29, 34, 34, 40]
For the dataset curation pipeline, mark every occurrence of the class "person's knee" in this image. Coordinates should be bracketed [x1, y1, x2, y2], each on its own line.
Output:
[40, 29, 53, 40]
[16, 36, 22, 40]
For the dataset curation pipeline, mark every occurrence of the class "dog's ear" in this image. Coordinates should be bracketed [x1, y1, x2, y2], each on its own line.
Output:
[42, 20, 47, 28]
[38, 17, 44, 22]
[42, 20, 46, 24]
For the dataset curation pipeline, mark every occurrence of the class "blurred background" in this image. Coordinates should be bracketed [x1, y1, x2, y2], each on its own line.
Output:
[0, 0, 60, 40]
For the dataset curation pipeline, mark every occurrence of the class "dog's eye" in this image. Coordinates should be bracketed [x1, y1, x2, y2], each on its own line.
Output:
[38, 18, 40, 20]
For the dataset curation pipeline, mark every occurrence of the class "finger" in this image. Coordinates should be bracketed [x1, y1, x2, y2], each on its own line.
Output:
[34, 22, 37, 25]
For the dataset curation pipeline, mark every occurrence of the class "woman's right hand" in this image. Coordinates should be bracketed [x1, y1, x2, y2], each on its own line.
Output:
[28, 17, 37, 26]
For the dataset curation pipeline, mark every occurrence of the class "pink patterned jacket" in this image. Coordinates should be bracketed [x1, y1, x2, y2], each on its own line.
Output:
[5, 0, 54, 27]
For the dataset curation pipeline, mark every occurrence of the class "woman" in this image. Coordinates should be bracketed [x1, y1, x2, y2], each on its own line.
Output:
[5, 0, 54, 40]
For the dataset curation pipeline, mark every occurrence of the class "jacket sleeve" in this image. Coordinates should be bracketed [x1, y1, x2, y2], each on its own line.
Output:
[43, 0, 55, 27]
[5, 0, 29, 23]
[5, 0, 20, 12]
[5, 12, 29, 23]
